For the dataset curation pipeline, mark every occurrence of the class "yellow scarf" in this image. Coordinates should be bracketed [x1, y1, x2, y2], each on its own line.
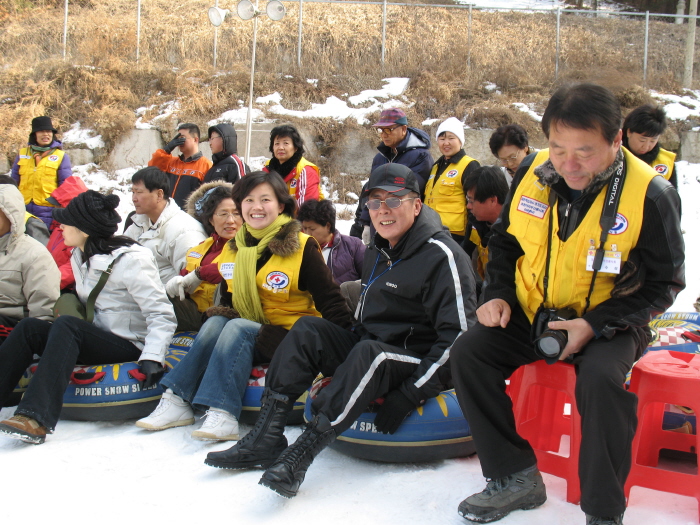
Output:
[232, 214, 293, 324]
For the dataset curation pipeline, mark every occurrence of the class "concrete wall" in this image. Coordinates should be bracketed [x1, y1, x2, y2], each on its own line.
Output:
[681, 131, 700, 164]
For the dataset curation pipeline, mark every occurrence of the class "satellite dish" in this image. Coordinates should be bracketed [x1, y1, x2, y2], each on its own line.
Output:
[237, 0, 256, 20]
[208, 6, 230, 26]
[266, 0, 286, 21]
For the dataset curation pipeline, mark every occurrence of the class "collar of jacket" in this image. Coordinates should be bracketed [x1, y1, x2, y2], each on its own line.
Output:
[434, 149, 467, 173]
[226, 219, 302, 258]
[534, 148, 624, 199]
[178, 151, 204, 163]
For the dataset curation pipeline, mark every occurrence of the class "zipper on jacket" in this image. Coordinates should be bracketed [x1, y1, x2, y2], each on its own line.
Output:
[403, 326, 414, 349]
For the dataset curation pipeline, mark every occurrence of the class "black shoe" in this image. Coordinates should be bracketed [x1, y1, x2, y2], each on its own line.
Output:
[259, 413, 336, 498]
[458, 465, 547, 523]
[586, 514, 624, 525]
[204, 390, 293, 470]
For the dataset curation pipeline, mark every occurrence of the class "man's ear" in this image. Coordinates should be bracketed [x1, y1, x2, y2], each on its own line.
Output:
[414, 198, 422, 216]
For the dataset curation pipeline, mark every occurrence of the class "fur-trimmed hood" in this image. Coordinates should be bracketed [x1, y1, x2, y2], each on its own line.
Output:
[227, 219, 303, 258]
[184, 180, 234, 220]
[534, 148, 624, 198]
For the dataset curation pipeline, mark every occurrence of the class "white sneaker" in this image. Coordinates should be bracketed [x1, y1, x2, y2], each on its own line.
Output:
[135, 389, 195, 430]
[191, 408, 239, 441]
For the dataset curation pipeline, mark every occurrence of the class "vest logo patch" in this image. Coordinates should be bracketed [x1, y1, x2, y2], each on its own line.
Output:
[188, 251, 203, 259]
[446, 169, 458, 178]
[653, 163, 669, 176]
[220, 262, 234, 280]
[48, 155, 59, 162]
[517, 195, 548, 219]
[266, 271, 290, 290]
[290, 179, 297, 188]
[609, 213, 628, 235]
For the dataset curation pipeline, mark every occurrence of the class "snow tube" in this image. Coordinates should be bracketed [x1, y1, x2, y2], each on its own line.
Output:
[240, 365, 307, 425]
[304, 378, 475, 463]
[10, 331, 196, 421]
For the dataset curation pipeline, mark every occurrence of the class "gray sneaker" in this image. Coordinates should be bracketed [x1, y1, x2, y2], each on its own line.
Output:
[458, 465, 547, 523]
[586, 514, 624, 525]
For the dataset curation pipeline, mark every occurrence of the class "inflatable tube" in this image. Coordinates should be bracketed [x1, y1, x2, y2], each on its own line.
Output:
[241, 365, 307, 425]
[9, 331, 196, 421]
[304, 379, 475, 463]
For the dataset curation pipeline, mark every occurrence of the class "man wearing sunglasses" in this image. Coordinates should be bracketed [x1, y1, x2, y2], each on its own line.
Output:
[206, 163, 477, 499]
[350, 108, 433, 245]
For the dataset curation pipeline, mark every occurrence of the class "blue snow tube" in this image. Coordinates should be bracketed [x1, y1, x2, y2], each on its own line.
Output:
[304, 379, 475, 463]
[11, 331, 196, 421]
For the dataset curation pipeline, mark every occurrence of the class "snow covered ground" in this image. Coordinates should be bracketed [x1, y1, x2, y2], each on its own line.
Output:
[2, 79, 700, 524]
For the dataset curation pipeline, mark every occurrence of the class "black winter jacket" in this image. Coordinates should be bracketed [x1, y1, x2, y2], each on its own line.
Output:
[484, 150, 685, 340]
[355, 205, 477, 406]
[204, 123, 250, 184]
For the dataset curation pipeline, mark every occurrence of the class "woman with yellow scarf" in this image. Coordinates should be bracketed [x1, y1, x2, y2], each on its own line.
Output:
[136, 171, 352, 442]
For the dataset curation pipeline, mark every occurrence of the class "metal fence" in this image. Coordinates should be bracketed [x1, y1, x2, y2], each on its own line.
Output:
[7, 1, 700, 88]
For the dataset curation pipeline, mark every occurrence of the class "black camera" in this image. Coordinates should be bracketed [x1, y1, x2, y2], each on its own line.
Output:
[531, 307, 578, 362]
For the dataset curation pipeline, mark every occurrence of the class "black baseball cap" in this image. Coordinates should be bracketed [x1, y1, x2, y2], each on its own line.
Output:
[366, 164, 420, 197]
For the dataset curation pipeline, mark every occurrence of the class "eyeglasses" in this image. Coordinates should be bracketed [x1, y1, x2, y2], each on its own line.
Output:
[376, 126, 401, 135]
[214, 211, 241, 220]
[497, 151, 522, 165]
[365, 197, 415, 210]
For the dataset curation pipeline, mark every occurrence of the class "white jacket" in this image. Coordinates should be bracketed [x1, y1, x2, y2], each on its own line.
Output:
[71, 244, 177, 363]
[123, 199, 206, 285]
[0, 185, 59, 321]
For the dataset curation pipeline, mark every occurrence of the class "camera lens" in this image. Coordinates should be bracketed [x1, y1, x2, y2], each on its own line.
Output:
[537, 335, 563, 357]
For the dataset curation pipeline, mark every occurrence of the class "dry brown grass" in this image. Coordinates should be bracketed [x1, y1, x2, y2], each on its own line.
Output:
[1, 0, 698, 191]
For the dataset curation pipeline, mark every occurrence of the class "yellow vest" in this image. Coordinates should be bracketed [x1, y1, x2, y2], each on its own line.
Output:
[264, 158, 325, 201]
[217, 233, 322, 329]
[468, 227, 489, 280]
[650, 148, 676, 181]
[508, 148, 655, 322]
[185, 237, 222, 313]
[424, 155, 475, 236]
[16, 147, 65, 207]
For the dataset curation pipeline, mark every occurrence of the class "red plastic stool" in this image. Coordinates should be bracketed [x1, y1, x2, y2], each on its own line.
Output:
[510, 360, 581, 504]
[625, 350, 700, 521]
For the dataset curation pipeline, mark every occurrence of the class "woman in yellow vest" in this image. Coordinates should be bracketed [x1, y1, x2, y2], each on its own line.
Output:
[423, 117, 480, 243]
[623, 104, 678, 189]
[263, 124, 323, 207]
[137, 171, 351, 442]
[10, 116, 73, 230]
[163, 180, 242, 330]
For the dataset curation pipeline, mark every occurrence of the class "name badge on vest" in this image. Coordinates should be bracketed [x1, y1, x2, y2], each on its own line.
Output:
[220, 262, 235, 280]
[517, 195, 548, 219]
[586, 248, 622, 274]
[188, 251, 203, 259]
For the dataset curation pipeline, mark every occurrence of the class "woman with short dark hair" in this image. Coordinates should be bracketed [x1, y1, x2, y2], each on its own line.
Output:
[136, 171, 351, 442]
[263, 124, 323, 207]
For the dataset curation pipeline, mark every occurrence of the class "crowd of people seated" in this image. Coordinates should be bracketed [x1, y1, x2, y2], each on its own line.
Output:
[0, 90, 685, 525]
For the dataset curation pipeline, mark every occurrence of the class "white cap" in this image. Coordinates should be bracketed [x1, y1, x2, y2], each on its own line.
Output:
[435, 117, 465, 147]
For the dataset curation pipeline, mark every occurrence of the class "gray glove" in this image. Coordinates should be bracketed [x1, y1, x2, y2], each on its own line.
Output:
[362, 225, 371, 246]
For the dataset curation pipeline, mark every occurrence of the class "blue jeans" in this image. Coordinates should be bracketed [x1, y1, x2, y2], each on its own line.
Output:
[161, 316, 261, 418]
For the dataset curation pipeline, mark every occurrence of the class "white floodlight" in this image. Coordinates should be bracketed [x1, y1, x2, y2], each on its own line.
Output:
[266, 0, 286, 21]
[237, 0, 257, 20]
[208, 6, 231, 26]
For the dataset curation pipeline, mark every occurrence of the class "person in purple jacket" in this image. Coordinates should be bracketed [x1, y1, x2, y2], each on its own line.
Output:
[297, 199, 365, 285]
[11, 116, 72, 230]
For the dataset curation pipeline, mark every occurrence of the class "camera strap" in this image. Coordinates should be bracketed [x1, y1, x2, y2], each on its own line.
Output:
[539, 159, 626, 315]
[582, 161, 626, 314]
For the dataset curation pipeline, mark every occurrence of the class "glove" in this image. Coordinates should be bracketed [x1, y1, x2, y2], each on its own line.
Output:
[374, 389, 415, 435]
[164, 134, 186, 154]
[139, 360, 165, 389]
[205, 306, 240, 319]
[362, 225, 371, 246]
[165, 272, 201, 301]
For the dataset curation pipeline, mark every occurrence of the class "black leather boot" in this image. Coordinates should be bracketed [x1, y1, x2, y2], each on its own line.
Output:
[259, 413, 336, 498]
[204, 390, 293, 469]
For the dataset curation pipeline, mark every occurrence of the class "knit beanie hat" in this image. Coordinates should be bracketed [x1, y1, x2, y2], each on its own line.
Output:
[436, 117, 465, 147]
[53, 190, 121, 238]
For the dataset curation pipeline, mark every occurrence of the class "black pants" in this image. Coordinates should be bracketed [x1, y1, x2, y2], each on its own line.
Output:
[267, 316, 426, 435]
[0, 316, 141, 430]
[451, 304, 644, 517]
